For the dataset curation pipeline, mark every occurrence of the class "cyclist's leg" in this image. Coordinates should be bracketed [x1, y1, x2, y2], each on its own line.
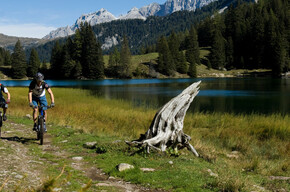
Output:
[32, 96, 39, 130]
[32, 96, 39, 122]
[0, 98, 7, 121]
[39, 96, 48, 131]
[2, 104, 8, 121]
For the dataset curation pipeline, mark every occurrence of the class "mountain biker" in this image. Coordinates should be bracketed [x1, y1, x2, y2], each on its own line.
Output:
[28, 72, 54, 131]
[0, 83, 11, 121]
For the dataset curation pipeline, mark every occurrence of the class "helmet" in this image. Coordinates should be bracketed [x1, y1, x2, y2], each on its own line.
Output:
[35, 72, 44, 81]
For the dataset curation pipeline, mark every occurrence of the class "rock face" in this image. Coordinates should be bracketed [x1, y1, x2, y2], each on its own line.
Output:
[43, 9, 117, 40]
[43, 0, 217, 40]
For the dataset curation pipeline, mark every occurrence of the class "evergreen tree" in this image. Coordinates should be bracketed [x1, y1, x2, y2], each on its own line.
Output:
[157, 36, 174, 76]
[40, 60, 48, 75]
[186, 26, 200, 65]
[61, 43, 75, 79]
[225, 36, 234, 69]
[11, 40, 27, 79]
[81, 22, 104, 79]
[185, 26, 200, 77]
[3, 51, 11, 66]
[176, 51, 188, 74]
[251, 3, 265, 69]
[209, 29, 225, 70]
[168, 31, 179, 70]
[27, 48, 41, 77]
[108, 47, 120, 67]
[50, 41, 63, 79]
[72, 29, 82, 63]
[120, 36, 132, 78]
[264, 10, 278, 69]
[0, 48, 4, 66]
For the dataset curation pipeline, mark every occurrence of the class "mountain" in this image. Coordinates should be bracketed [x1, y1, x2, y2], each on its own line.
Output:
[29, 0, 244, 62]
[0, 33, 45, 51]
[43, 8, 117, 40]
[44, 0, 217, 40]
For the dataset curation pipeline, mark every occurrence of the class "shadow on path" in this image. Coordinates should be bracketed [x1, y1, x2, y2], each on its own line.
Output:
[1, 136, 38, 144]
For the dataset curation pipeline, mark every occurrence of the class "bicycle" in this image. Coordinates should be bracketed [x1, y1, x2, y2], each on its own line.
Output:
[32, 105, 52, 145]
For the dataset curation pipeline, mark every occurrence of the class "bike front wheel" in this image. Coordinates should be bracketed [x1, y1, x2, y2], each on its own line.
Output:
[38, 117, 44, 145]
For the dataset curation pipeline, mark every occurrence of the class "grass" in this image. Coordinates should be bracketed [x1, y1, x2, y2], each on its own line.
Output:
[5, 87, 290, 191]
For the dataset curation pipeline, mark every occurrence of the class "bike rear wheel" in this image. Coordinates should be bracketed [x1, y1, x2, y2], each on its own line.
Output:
[38, 117, 44, 145]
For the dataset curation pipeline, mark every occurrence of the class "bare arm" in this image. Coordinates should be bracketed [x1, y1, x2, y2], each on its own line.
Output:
[28, 91, 33, 103]
[47, 88, 54, 104]
[6, 91, 10, 100]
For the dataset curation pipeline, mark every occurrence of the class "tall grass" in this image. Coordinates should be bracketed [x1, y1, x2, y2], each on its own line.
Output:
[6, 87, 290, 191]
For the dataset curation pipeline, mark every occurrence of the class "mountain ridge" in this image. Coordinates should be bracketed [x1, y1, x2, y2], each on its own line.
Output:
[43, 0, 217, 40]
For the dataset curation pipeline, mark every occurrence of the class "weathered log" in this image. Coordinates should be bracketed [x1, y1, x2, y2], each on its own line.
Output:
[126, 81, 201, 156]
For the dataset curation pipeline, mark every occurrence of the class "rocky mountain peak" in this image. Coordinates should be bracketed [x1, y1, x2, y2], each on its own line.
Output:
[43, 0, 217, 40]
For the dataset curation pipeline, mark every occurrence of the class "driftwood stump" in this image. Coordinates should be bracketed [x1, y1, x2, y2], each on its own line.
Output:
[126, 81, 201, 156]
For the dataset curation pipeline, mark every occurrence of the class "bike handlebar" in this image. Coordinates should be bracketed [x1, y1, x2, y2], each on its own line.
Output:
[31, 105, 54, 109]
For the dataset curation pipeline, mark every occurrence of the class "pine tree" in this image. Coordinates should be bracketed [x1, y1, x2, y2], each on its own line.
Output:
[209, 29, 225, 70]
[27, 48, 41, 77]
[120, 36, 132, 78]
[50, 41, 63, 79]
[11, 40, 27, 79]
[40, 60, 48, 75]
[157, 36, 174, 76]
[72, 29, 82, 63]
[188, 26, 200, 65]
[4, 51, 11, 66]
[185, 26, 200, 77]
[168, 31, 179, 71]
[81, 22, 104, 79]
[108, 47, 120, 67]
[176, 51, 188, 74]
[61, 43, 75, 79]
[225, 36, 234, 69]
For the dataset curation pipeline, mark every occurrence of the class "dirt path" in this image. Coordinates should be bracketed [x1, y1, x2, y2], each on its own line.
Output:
[0, 118, 165, 191]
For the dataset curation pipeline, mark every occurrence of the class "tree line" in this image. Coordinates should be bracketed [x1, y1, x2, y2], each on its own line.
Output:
[197, 0, 289, 76]
[1, 22, 132, 79]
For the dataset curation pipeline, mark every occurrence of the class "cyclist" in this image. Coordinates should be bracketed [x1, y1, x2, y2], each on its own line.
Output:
[28, 72, 54, 131]
[0, 83, 10, 121]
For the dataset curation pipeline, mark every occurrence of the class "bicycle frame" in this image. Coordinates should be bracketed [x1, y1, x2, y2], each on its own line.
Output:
[33, 105, 51, 145]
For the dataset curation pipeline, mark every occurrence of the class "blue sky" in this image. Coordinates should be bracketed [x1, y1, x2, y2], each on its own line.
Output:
[0, 0, 166, 38]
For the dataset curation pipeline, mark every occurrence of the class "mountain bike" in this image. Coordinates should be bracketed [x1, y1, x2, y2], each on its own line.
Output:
[32, 105, 52, 145]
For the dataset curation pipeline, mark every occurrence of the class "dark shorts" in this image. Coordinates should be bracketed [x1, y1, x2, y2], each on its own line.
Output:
[32, 95, 48, 110]
[0, 98, 8, 109]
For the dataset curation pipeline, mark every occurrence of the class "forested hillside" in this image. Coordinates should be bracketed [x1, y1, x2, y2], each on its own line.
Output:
[198, 0, 289, 76]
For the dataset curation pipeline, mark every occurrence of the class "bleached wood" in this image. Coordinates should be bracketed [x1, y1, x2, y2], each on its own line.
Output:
[126, 81, 201, 156]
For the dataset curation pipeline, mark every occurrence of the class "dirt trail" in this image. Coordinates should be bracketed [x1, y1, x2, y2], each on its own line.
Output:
[0, 119, 165, 191]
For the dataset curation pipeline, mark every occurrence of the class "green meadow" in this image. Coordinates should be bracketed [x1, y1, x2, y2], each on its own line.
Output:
[6, 87, 290, 191]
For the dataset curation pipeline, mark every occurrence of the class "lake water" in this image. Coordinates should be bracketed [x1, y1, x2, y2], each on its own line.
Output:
[2, 78, 289, 115]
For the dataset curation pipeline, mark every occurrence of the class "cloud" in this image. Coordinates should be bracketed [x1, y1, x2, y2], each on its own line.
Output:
[0, 23, 56, 38]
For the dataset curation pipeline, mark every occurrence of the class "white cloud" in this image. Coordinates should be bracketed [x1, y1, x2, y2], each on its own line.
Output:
[0, 23, 56, 39]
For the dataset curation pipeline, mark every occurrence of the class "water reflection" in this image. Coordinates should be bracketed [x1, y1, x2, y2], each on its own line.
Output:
[2, 78, 289, 115]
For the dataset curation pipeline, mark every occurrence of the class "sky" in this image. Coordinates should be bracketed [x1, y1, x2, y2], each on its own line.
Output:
[0, 0, 166, 39]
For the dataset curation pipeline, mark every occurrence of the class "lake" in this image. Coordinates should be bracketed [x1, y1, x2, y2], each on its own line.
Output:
[2, 78, 289, 115]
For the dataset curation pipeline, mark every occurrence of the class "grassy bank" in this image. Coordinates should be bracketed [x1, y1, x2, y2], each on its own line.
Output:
[7, 87, 290, 191]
